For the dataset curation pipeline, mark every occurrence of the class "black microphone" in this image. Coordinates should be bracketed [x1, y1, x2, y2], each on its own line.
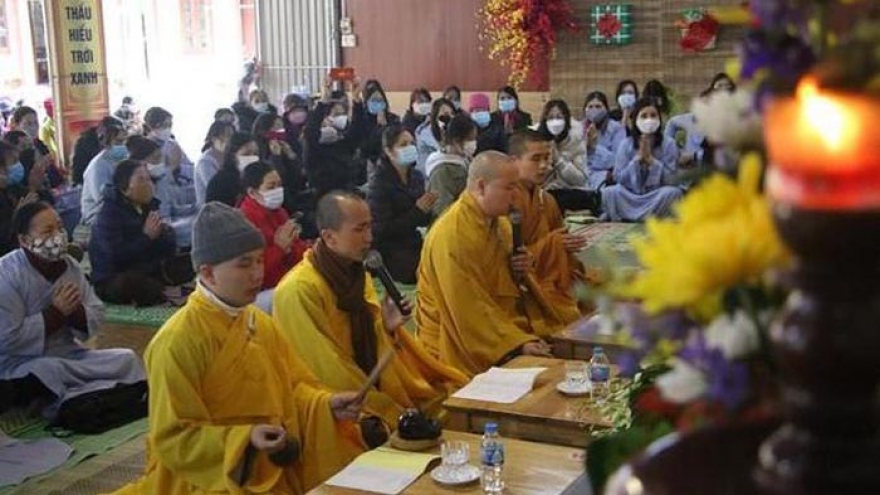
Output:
[509, 208, 523, 253]
[364, 250, 411, 316]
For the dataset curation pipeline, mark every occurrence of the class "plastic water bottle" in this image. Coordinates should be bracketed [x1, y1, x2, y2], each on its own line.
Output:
[480, 422, 505, 494]
[590, 346, 611, 402]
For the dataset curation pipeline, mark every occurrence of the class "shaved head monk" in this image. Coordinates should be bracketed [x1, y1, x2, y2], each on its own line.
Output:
[273, 191, 465, 451]
[508, 130, 585, 326]
[416, 151, 562, 378]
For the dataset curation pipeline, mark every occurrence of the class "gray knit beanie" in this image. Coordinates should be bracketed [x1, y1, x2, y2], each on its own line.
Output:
[191, 202, 265, 268]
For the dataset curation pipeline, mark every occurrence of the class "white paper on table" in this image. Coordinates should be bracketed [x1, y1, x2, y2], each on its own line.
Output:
[0, 435, 73, 488]
[323, 447, 439, 495]
[451, 367, 548, 404]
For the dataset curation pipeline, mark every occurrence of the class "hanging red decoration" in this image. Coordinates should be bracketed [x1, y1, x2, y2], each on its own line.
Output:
[480, 0, 580, 88]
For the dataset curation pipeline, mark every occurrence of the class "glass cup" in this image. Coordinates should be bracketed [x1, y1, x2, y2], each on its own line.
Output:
[565, 361, 589, 390]
[441, 440, 470, 480]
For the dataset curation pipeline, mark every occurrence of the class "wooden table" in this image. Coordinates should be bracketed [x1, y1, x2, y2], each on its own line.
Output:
[442, 357, 613, 448]
[308, 430, 587, 495]
[549, 321, 636, 361]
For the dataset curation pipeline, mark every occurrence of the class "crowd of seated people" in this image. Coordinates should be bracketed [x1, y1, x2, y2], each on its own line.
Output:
[0, 69, 740, 493]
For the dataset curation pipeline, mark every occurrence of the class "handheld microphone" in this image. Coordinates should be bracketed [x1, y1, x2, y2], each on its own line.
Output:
[364, 250, 411, 316]
[509, 208, 523, 253]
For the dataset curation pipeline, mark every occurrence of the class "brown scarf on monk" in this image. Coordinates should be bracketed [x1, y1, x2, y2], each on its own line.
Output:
[310, 239, 378, 376]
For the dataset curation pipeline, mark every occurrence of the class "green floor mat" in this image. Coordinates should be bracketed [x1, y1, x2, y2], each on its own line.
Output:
[103, 304, 178, 328]
[0, 410, 147, 495]
[573, 222, 644, 269]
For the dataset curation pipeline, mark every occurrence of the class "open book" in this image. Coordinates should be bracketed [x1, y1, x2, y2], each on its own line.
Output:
[451, 367, 548, 404]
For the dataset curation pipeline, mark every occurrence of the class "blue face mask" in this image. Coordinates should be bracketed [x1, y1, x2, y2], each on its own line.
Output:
[106, 145, 129, 162]
[395, 145, 418, 166]
[499, 98, 517, 113]
[617, 93, 637, 110]
[471, 111, 491, 128]
[367, 100, 387, 115]
[7, 162, 25, 185]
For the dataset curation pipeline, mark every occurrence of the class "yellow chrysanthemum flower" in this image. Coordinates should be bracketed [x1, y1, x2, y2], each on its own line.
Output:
[620, 154, 790, 321]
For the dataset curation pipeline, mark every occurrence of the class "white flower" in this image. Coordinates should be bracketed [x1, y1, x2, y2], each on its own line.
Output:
[691, 90, 763, 149]
[704, 310, 761, 360]
[656, 359, 708, 404]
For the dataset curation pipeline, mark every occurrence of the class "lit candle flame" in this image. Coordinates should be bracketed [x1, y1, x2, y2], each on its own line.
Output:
[797, 79, 850, 152]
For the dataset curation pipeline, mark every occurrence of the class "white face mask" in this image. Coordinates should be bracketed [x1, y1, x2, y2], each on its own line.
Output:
[413, 102, 432, 116]
[546, 118, 566, 136]
[253, 102, 269, 113]
[153, 128, 172, 141]
[319, 126, 340, 144]
[29, 231, 68, 262]
[259, 187, 285, 210]
[237, 154, 260, 172]
[147, 162, 167, 179]
[463, 140, 478, 157]
[637, 118, 661, 135]
[331, 115, 348, 130]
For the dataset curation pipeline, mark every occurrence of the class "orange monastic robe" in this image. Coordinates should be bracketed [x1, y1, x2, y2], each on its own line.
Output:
[514, 181, 583, 326]
[416, 191, 566, 378]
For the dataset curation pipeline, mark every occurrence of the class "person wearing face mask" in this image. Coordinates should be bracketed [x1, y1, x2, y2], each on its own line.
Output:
[580, 91, 621, 190]
[643, 79, 674, 118]
[401, 88, 432, 135]
[356, 80, 401, 184]
[80, 116, 128, 228]
[425, 113, 477, 217]
[233, 89, 278, 137]
[537, 100, 596, 212]
[126, 135, 174, 219]
[7, 106, 63, 189]
[143, 107, 194, 181]
[492, 86, 533, 137]
[0, 201, 146, 419]
[239, 161, 308, 290]
[206, 132, 259, 207]
[253, 113, 310, 224]
[603, 98, 682, 222]
[415, 98, 455, 173]
[665, 74, 736, 171]
[468, 93, 507, 154]
[442, 86, 463, 113]
[195, 121, 235, 207]
[303, 76, 366, 202]
[366, 126, 436, 284]
[609, 79, 640, 131]
[282, 93, 310, 158]
[89, 160, 194, 306]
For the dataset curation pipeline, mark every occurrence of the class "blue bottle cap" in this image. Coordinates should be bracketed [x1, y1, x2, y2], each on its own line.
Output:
[594, 346, 604, 353]
[485, 422, 498, 433]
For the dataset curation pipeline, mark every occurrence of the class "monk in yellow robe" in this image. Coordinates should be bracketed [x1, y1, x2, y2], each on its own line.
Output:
[417, 151, 560, 378]
[113, 203, 363, 495]
[509, 129, 586, 326]
[273, 191, 466, 444]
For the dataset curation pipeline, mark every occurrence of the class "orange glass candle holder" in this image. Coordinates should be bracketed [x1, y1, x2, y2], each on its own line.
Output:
[765, 79, 880, 210]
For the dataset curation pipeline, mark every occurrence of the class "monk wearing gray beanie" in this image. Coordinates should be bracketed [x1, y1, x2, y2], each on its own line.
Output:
[191, 201, 265, 269]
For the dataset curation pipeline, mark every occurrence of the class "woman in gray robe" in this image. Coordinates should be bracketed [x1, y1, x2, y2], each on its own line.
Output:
[0, 202, 145, 419]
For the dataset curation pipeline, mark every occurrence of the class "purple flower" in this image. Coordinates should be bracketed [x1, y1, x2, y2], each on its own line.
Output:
[739, 29, 816, 86]
[616, 352, 642, 378]
[749, 0, 809, 32]
[678, 332, 751, 411]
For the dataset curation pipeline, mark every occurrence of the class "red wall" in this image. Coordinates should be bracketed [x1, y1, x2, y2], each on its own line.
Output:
[342, 0, 546, 92]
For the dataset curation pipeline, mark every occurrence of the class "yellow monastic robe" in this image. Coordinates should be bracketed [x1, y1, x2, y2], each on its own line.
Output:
[514, 181, 583, 326]
[272, 256, 466, 431]
[112, 289, 360, 495]
[416, 191, 565, 378]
